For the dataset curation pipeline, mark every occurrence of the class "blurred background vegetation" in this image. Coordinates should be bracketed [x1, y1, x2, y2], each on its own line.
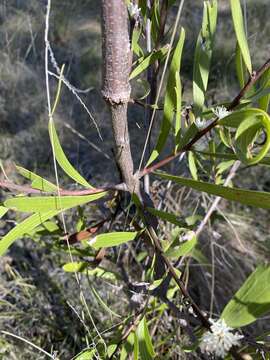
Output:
[0, 0, 270, 358]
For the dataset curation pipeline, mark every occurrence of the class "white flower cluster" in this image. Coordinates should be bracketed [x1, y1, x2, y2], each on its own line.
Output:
[212, 105, 231, 119]
[195, 117, 212, 130]
[128, 3, 141, 19]
[200, 318, 244, 358]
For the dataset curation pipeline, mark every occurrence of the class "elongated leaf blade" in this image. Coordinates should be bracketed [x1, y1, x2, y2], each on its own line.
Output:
[16, 166, 57, 192]
[188, 151, 198, 180]
[235, 43, 245, 88]
[230, 0, 252, 74]
[175, 71, 182, 149]
[49, 120, 92, 188]
[74, 349, 96, 360]
[89, 232, 137, 249]
[147, 28, 185, 165]
[219, 108, 270, 165]
[0, 210, 60, 256]
[165, 234, 197, 259]
[0, 206, 8, 219]
[222, 266, 270, 327]
[130, 45, 169, 80]
[63, 262, 119, 281]
[259, 68, 270, 112]
[193, 0, 217, 116]
[137, 317, 155, 359]
[146, 207, 184, 227]
[195, 150, 270, 166]
[155, 172, 270, 210]
[4, 192, 107, 213]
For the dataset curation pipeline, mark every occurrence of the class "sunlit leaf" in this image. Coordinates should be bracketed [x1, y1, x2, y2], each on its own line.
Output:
[132, 25, 144, 57]
[258, 68, 270, 113]
[219, 108, 270, 165]
[165, 232, 197, 259]
[235, 43, 245, 88]
[230, 0, 252, 74]
[74, 349, 96, 360]
[88, 232, 137, 249]
[188, 151, 198, 180]
[195, 150, 270, 166]
[49, 120, 92, 188]
[222, 266, 270, 327]
[137, 317, 155, 359]
[193, 0, 217, 116]
[155, 171, 270, 210]
[0, 210, 60, 256]
[63, 263, 119, 281]
[175, 71, 182, 150]
[0, 206, 8, 219]
[16, 166, 57, 192]
[130, 45, 169, 80]
[147, 28, 185, 165]
[4, 192, 107, 213]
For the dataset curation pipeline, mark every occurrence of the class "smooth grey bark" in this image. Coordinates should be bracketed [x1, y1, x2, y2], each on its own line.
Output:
[101, 0, 137, 192]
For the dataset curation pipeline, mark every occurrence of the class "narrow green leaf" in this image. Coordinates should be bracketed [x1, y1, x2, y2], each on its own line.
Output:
[120, 333, 135, 360]
[174, 71, 182, 149]
[195, 150, 270, 166]
[188, 151, 198, 180]
[137, 317, 155, 359]
[49, 120, 92, 188]
[0, 206, 8, 219]
[74, 349, 96, 360]
[132, 25, 144, 57]
[193, 0, 218, 116]
[259, 68, 270, 112]
[63, 263, 119, 281]
[147, 28, 185, 165]
[16, 166, 57, 192]
[4, 192, 107, 213]
[235, 43, 246, 88]
[146, 207, 184, 227]
[216, 160, 235, 176]
[230, 0, 252, 74]
[155, 171, 270, 210]
[90, 284, 121, 318]
[219, 108, 270, 165]
[165, 233, 197, 259]
[0, 210, 60, 256]
[88, 232, 137, 249]
[178, 122, 198, 150]
[222, 266, 270, 327]
[134, 332, 139, 360]
[130, 45, 169, 80]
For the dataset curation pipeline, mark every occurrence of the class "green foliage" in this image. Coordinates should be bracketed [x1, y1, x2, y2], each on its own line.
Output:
[137, 317, 155, 359]
[16, 166, 58, 192]
[1, 1, 270, 359]
[222, 266, 270, 327]
[0, 210, 61, 256]
[230, 0, 252, 74]
[130, 45, 169, 80]
[155, 171, 270, 210]
[88, 231, 138, 249]
[4, 192, 107, 213]
[147, 28, 185, 165]
[49, 120, 93, 188]
[219, 108, 270, 165]
[193, 0, 217, 116]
